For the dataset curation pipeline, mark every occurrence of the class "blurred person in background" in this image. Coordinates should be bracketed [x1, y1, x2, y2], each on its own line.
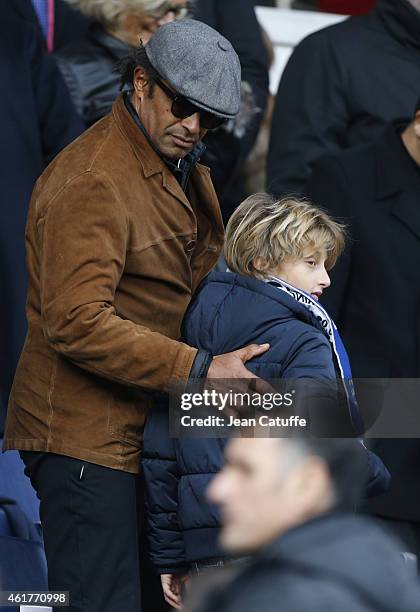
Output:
[186, 438, 420, 612]
[0, 11, 83, 436]
[192, 0, 269, 222]
[6, 0, 91, 51]
[56, 0, 189, 127]
[267, 0, 420, 196]
[306, 96, 420, 558]
[242, 27, 275, 195]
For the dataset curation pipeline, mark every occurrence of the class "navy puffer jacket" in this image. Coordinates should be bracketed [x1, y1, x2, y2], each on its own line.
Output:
[142, 272, 389, 572]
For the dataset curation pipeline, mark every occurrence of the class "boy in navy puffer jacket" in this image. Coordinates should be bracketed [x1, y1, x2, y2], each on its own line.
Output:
[143, 194, 390, 610]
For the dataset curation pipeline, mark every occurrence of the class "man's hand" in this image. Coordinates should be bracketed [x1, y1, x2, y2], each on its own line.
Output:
[160, 573, 189, 610]
[206, 343, 273, 403]
[207, 343, 270, 380]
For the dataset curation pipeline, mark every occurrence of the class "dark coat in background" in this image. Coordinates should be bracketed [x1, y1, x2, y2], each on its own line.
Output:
[143, 272, 389, 572]
[187, 514, 420, 612]
[56, 23, 130, 127]
[5, 0, 91, 51]
[0, 15, 84, 433]
[306, 124, 420, 527]
[267, 0, 420, 196]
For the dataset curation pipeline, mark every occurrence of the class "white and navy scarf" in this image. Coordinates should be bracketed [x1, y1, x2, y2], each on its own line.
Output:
[267, 276, 364, 435]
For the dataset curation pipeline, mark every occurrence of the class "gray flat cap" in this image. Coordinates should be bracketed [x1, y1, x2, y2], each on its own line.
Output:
[145, 19, 241, 119]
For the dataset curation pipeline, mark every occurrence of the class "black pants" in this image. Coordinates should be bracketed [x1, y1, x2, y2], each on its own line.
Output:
[20, 452, 141, 612]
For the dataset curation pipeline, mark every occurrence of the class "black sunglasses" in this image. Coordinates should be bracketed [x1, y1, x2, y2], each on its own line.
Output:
[154, 77, 227, 130]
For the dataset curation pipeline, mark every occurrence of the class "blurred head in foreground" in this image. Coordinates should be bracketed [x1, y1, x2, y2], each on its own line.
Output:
[208, 437, 366, 554]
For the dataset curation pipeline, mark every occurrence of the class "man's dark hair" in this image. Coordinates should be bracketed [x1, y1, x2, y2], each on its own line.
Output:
[288, 438, 367, 510]
[416, 95, 420, 115]
[114, 44, 160, 95]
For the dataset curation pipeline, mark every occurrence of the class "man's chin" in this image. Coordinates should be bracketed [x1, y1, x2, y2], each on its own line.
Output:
[220, 529, 252, 555]
[161, 144, 192, 160]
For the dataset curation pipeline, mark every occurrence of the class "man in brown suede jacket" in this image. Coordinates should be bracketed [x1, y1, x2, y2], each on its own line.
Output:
[3, 20, 268, 612]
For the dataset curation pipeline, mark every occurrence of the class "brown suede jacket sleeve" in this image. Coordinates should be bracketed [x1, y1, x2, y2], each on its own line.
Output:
[38, 171, 197, 392]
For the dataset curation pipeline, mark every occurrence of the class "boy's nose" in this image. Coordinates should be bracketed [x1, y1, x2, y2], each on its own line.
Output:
[320, 269, 331, 288]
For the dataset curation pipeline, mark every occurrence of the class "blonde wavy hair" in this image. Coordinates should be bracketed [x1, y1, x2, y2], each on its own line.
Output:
[224, 193, 345, 281]
[66, 0, 170, 28]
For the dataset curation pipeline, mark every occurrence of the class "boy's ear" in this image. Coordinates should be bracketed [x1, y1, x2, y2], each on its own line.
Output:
[253, 257, 269, 272]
